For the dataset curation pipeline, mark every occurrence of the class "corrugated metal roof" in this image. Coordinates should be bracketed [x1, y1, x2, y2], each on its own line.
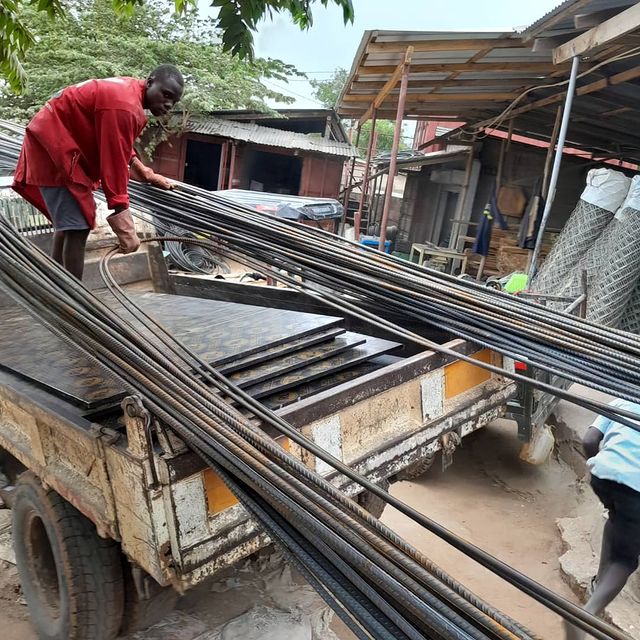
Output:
[337, 30, 561, 122]
[520, 0, 635, 39]
[336, 20, 640, 164]
[207, 109, 350, 143]
[186, 117, 356, 158]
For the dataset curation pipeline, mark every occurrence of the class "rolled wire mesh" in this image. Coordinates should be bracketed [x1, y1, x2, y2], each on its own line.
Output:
[587, 205, 640, 327]
[533, 200, 615, 294]
[619, 281, 640, 334]
[556, 216, 623, 304]
[531, 169, 630, 295]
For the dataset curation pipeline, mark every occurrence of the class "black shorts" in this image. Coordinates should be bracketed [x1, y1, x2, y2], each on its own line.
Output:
[39, 187, 90, 231]
[591, 475, 640, 571]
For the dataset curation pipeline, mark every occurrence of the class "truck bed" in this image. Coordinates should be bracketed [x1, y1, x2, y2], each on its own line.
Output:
[0, 285, 515, 589]
[0, 291, 400, 411]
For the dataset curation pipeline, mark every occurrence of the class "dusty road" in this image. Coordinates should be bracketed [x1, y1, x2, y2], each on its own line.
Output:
[0, 419, 582, 639]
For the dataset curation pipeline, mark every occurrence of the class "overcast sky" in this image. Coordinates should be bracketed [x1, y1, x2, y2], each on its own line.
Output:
[246, 0, 561, 108]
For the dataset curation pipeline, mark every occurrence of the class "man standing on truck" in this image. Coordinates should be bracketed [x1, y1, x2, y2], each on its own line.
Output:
[565, 397, 640, 640]
[12, 65, 184, 279]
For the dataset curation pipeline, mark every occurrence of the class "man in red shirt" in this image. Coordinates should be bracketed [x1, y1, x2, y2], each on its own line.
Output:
[13, 64, 184, 279]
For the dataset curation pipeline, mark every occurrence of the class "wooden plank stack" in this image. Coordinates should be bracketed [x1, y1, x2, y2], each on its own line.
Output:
[462, 228, 557, 277]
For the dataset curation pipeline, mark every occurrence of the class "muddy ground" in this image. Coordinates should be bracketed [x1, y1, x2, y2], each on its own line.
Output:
[0, 413, 621, 639]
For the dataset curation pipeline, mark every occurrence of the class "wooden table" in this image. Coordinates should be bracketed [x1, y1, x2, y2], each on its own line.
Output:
[409, 243, 465, 272]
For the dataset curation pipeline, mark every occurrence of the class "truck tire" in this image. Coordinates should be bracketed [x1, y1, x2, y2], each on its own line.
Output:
[11, 472, 124, 640]
[119, 563, 178, 634]
[396, 452, 435, 482]
[357, 479, 390, 519]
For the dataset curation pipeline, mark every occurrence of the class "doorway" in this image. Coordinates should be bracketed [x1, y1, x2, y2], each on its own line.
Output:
[183, 140, 222, 190]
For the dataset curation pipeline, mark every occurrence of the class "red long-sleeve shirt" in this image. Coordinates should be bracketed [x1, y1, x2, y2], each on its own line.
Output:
[13, 77, 147, 228]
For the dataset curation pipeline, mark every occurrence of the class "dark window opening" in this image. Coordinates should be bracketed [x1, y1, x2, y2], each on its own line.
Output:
[242, 150, 302, 195]
[184, 140, 222, 190]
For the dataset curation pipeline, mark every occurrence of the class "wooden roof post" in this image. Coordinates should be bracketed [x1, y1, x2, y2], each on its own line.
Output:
[378, 47, 413, 252]
[354, 112, 377, 240]
[341, 124, 361, 228]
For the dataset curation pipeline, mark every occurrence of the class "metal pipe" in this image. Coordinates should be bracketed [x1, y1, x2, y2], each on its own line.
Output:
[355, 111, 377, 240]
[99, 244, 536, 640]
[379, 61, 410, 252]
[0, 222, 536, 640]
[528, 55, 580, 279]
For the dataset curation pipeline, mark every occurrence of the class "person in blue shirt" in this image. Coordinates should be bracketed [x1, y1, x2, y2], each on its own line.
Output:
[566, 398, 640, 640]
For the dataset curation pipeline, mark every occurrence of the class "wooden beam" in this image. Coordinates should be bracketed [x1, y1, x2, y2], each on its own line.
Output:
[356, 62, 575, 75]
[350, 77, 540, 91]
[553, 3, 640, 63]
[340, 108, 497, 119]
[344, 112, 476, 121]
[341, 102, 497, 110]
[358, 47, 413, 125]
[344, 92, 518, 104]
[366, 38, 526, 53]
[473, 64, 640, 126]
[532, 35, 572, 52]
[597, 106, 633, 117]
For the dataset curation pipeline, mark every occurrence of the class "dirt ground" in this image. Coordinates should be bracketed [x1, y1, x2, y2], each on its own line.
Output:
[382, 419, 580, 639]
[0, 419, 586, 640]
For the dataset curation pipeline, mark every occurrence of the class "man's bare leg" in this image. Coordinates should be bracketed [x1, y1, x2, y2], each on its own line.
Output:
[564, 519, 634, 640]
[51, 230, 65, 265]
[585, 562, 633, 618]
[595, 519, 614, 584]
[62, 229, 90, 280]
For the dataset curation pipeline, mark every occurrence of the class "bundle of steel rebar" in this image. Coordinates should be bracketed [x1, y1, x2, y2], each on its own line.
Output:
[0, 208, 632, 640]
[0, 123, 637, 639]
[117, 180, 640, 431]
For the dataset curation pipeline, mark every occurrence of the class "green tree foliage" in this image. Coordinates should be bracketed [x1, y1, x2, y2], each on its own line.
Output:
[0, 0, 354, 93]
[311, 67, 408, 154]
[309, 66, 347, 109]
[0, 0, 303, 123]
[357, 120, 409, 155]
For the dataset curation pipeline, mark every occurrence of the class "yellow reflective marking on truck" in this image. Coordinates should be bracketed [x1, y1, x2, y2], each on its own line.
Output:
[444, 349, 494, 399]
[203, 437, 290, 514]
[202, 469, 238, 514]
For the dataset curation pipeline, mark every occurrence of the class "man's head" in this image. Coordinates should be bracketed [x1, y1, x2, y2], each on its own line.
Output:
[144, 64, 184, 117]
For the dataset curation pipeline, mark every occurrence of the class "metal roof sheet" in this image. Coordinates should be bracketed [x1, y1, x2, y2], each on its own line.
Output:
[186, 117, 356, 158]
[520, 0, 636, 39]
[337, 19, 640, 164]
[337, 30, 564, 122]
